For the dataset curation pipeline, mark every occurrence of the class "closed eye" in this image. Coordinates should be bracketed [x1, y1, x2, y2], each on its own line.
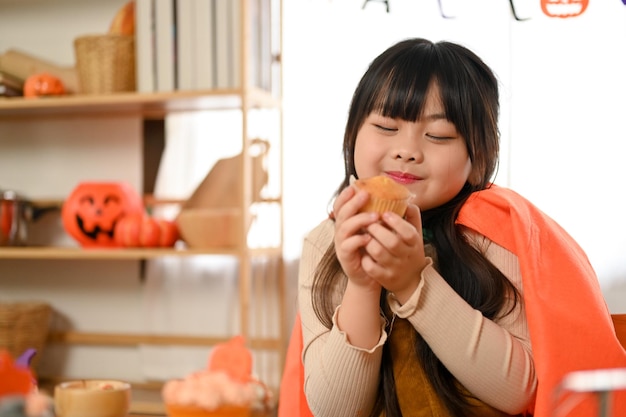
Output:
[374, 124, 397, 132]
[426, 133, 455, 141]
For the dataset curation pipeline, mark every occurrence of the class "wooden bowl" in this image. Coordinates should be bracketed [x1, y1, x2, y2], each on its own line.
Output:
[54, 380, 131, 417]
[176, 208, 243, 248]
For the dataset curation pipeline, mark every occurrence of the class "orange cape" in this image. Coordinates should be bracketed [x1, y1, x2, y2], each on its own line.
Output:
[279, 185, 626, 416]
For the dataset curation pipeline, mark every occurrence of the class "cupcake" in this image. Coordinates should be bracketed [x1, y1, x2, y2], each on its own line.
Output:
[162, 336, 271, 417]
[351, 175, 414, 216]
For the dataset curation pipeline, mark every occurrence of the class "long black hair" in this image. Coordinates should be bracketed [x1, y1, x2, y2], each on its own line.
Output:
[311, 38, 520, 417]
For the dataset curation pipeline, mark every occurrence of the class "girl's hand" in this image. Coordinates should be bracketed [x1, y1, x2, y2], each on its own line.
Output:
[362, 203, 428, 304]
[332, 186, 382, 292]
[333, 187, 386, 349]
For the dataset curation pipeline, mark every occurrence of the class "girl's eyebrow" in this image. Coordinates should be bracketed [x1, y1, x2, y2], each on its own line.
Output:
[423, 112, 447, 121]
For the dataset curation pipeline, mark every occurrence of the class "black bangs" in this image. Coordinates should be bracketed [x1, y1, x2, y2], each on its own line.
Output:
[360, 39, 481, 141]
[368, 48, 437, 122]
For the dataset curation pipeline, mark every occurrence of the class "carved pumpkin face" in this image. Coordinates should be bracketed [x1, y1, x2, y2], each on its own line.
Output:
[541, 0, 588, 18]
[61, 182, 144, 248]
[23, 72, 66, 98]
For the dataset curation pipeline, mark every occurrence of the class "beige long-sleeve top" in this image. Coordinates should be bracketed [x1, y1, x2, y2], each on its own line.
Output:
[299, 218, 537, 417]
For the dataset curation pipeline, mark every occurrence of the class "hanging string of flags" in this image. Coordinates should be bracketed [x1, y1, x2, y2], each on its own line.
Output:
[540, 0, 588, 17]
[360, 0, 616, 20]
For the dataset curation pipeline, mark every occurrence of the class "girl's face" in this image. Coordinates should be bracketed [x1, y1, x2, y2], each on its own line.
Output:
[354, 84, 473, 211]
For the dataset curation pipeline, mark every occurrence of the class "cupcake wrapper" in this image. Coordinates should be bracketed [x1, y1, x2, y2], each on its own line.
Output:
[361, 197, 409, 216]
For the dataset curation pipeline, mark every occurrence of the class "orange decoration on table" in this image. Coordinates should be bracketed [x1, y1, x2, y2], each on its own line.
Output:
[0, 350, 35, 397]
[207, 335, 253, 383]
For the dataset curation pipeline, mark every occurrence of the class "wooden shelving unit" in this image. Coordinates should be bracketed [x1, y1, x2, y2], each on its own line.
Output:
[0, 0, 286, 412]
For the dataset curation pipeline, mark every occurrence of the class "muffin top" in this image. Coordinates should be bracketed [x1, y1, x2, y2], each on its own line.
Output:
[352, 175, 413, 201]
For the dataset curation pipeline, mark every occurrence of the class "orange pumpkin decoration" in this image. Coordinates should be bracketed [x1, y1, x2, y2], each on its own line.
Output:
[114, 214, 179, 248]
[541, 0, 588, 18]
[155, 218, 180, 247]
[207, 335, 253, 383]
[61, 182, 144, 248]
[23, 72, 66, 98]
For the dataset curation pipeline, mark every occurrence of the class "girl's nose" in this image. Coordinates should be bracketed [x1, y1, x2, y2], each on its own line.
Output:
[395, 153, 416, 162]
[392, 129, 423, 162]
[393, 145, 423, 163]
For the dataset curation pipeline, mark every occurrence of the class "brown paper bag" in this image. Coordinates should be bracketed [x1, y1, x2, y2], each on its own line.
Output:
[182, 139, 269, 209]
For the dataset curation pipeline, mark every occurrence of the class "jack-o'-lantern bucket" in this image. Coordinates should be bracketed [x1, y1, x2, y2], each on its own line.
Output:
[61, 182, 144, 248]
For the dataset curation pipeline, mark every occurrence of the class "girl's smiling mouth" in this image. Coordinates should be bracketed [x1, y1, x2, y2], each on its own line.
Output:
[386, 171, 422, 185]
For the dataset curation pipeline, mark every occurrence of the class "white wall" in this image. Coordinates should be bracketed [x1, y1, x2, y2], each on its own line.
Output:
[281, 0, 626, 312]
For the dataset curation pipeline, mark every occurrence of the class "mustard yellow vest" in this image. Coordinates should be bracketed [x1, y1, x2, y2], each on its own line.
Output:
[384, 317, 513, 417]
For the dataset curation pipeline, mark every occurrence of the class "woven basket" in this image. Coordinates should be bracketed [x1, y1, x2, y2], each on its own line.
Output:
[0, 302, 52, 370]
[74, 34, 136, 94]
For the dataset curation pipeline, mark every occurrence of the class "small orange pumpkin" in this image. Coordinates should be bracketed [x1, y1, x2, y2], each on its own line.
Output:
[23, 72, 66, 98]
[540, 0, 588, 18]
[61, 182, 144, 248]
[114, 214, 179, 248]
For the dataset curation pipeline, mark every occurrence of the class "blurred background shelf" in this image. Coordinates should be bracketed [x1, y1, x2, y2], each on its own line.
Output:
[0, 88, 281, 119]
[0, 246, 282, 260]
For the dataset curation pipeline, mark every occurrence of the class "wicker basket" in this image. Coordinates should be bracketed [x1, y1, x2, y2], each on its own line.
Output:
[74, 34, 136, 94]
[0, 302, 52, 370]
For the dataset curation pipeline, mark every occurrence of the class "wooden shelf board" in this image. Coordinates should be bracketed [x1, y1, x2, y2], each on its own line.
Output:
[0, 246, 282, 260]
[47, 331, 283, 350]
[0, 88, 280, 119]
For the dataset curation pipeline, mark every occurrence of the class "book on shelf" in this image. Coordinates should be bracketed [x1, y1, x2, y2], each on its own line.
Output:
[231, 0, 241, 89]
[175, 0, 195, 90]
[0, 49, 79, 94]
[214, 0, 233, 89]
[248, 0, 260, 89]
[154, 0, 176, 92]
[269, 0, 282, 97]
[249, 0, 273, 91]
[0, 84, 22, 97]
[176, 0, 217, 91]
[194, 0, 216, 90]
[0, 70, 24, 89]
[135, 0, 157, 93]
[133, 0, 278, 93]
[0, 70, 23, 97]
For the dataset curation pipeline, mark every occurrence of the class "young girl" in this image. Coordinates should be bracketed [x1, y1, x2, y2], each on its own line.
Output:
[279, 38, 626, 417]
